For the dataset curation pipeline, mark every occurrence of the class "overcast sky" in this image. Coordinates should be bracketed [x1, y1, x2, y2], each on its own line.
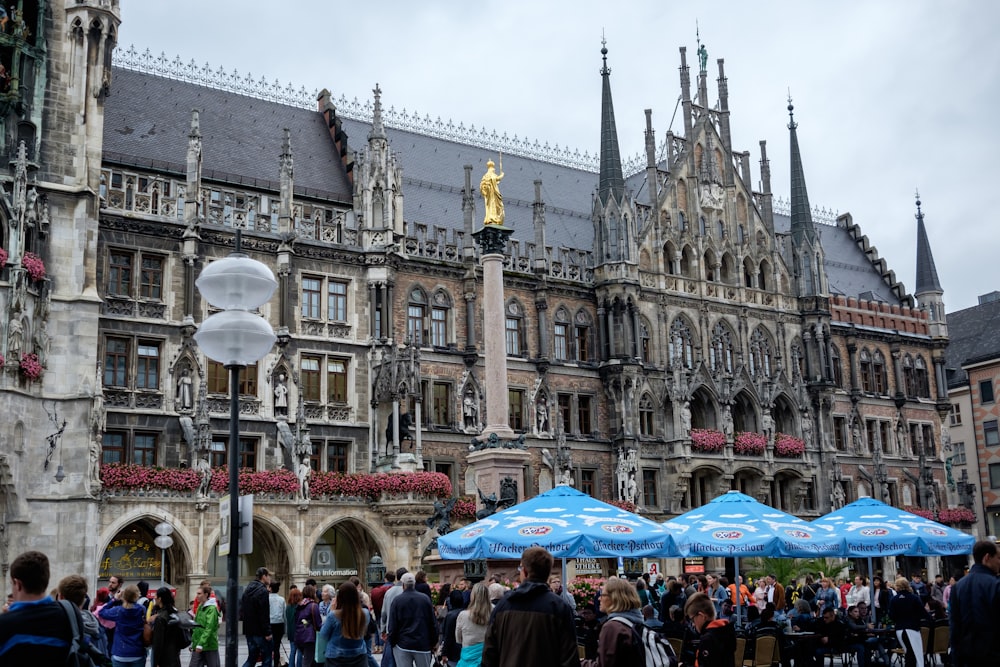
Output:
[118, 1, 998, 312]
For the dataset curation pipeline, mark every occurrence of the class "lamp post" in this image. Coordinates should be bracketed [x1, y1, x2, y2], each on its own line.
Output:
[194, 231, 277, 667]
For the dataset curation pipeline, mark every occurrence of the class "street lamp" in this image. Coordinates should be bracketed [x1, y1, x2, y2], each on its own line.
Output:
[193, 231, 277, 667]
[365, 554, 386, 589]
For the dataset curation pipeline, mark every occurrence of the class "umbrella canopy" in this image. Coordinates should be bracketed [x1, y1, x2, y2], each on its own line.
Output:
[436, 485, 682, 560]
[810, 497, 975, 557]
[662, 490, 844, 558]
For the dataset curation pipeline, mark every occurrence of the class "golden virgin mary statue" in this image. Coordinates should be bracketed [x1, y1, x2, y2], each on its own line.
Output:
[479, 157, 505, 226]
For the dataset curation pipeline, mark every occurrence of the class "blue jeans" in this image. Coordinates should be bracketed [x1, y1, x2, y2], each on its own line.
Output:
[289, 640, 300, 667]
[243, 634, 274, 667]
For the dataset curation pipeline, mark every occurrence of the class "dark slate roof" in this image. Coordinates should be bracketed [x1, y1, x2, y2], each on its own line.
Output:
[914, 211, 943, 294]
[337, 116, 597, 252]
[104, 68, 353, 203]
[944, 299, 1000, 387]
[774, 213, 903, 305]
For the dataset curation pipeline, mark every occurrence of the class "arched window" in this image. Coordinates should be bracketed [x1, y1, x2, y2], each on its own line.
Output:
[872, 350, 888, 395]
[903, 354, 916, 397]
[743, 257, 755, 288]
[574, 310, 593, 362]
[737, 224, 746, 244]
[915, 356, 930, 398]
[859, 349, 874, 393]
[679, 211, 687, 232]
[553, 307, 570, 361]
[663, 241, 677, 275]
[505, 300, 524, 356]
[750, 328, 774, 377]
[758, 260, 770, 291]
[430, 289, 452, 348]
[407, 287, 427, 345]
[669, 318, 695, 369]
[829, 344, 843, 388]
[703, 250, 717, 282]
[699, 216, 707, 236]
[717, 219, 725, 238]
[710, 322, 734, 373]
[639, 394, 655, 436]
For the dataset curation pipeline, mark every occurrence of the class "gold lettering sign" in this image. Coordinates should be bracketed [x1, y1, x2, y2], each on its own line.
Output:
[99, 529, 163, 580]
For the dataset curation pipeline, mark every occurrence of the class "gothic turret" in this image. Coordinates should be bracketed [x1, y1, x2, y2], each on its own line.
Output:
[593, 42, 634, 266]
[598, 44, 624, 207]
[787, 100, 826, 297]
[913, 193, 947, 337]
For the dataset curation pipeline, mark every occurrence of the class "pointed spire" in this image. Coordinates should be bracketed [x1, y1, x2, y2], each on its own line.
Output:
[914, 190, 942, 294]
[787, 95, 816, 244]
[598, 39, 624, 206]
[370, 83, 386, 140]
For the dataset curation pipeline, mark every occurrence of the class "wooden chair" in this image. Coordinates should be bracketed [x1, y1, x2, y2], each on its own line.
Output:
[733, 636, 746, 667]
[668, 637, 684, 659]
[926, 625, 949, 666]
[744, 635, 776, 667]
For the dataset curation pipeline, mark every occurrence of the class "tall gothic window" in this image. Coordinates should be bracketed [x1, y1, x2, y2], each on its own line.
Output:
[669, 318, 694, 369]
[574, 310, 592, 362]
[505, 301, 524, 356]
[710, 322, 734, 373]
[639, 318, 651, 364]
[407, 288, 427, 345]
[430, 289, 452, 348]
[859, 349, 874, 393]
[903, 354, 916, 397]
[915, 356, 930, 398]
[639, 394, 655, 436]
[872, 350, 888, 395]
[829, 344, 843, 388]
[553, 308, 570, 361]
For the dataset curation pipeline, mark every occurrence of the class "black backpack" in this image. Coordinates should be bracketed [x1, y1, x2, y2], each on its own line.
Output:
[58, 600, 108, 667]
[167, 611, 202, 649]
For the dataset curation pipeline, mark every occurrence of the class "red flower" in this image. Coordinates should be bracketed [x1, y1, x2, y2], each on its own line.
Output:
[734, 432, 767, 455]
[774, 433, 805, 456]
[691, 429, 726, 452]
[21, 252, 45, 281]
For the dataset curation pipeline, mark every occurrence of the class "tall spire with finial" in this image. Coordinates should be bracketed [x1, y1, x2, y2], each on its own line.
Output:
[914, 190, 942, 295]
[598, 37, 624, 206]
[370, 83, 386, 140]
[787, 94, 816, 245]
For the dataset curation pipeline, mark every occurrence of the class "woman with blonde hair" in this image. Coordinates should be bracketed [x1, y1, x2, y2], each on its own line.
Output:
[454, 581, 491, 667]
[888, 577, 927, 667]
[582, 577, 644, 667]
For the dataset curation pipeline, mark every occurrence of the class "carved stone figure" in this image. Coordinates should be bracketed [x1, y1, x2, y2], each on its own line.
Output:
[831, 482, 846, 510]
[761, 409, 775, 445]
[801, 410, 814, 448]
[32, 321, 49, 367]
[536, 401, 549, 433]
[721, 405, 734, 442]
[425, 497, 458, 535]
[560, 467, 574, 487]
[479, 158, 505, 226]
[296, 455, 311, 501]
[88, 439, 102, 495]
[274, 374, 289, 411]
[680, 401, 692, 435]
[625, 472, 638, 505]
[462, 390, 478, 429]
[195, 457, 212, 498]
[853, 420, 865, 456]
[7, 317, 23, 358]
[176, 368, 194, 411]
[386, 411, 414, 450]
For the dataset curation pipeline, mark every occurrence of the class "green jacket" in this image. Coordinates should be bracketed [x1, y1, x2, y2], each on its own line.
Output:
[191, 597, 219, 651]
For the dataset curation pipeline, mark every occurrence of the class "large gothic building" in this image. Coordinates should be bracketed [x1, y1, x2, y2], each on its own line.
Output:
[0, 1, 960, 597]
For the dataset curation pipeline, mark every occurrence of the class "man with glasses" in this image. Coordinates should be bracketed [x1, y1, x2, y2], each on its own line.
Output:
[683, 592, 736, 667]
[482, 547, 579, 667]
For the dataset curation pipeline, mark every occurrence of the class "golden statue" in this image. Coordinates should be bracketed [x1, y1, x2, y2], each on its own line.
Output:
[479, 157, 505, 226]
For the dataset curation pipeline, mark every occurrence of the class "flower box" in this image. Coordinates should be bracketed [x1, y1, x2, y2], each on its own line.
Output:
[774, 433, 805, 457]
[902, 506, 936, 521]
[691, 428, 726, 452]
[568, 577, 605, 609]
[937, 507, 975, 525]
[19, 352, 42, 380]
[610, 499, 637, 513]
[734, 431, 767, 455]
[21, 252, 45, 281]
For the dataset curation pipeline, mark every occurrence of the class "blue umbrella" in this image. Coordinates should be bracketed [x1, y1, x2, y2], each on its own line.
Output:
[810, 496, 975, 616]
[661, 490, 844, 627]
[437, 485, 683, 560]
[810, 496, 975, 557]
[662, 490, 844, 558]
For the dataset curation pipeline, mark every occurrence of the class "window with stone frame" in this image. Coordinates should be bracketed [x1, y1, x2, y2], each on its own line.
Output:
[984, 420, 999, 447]
[407, 287, 427, 345]
[134, 433, 157, 466]
[553, 307, 570, 361]
[833, 416, 848, 451]
[866, 420, 878, 454]
[211, 436, 257, 469]
[574, 310, 593, 362]
[859, 349, 874, 393]
[328, 280, 348, 322]
[639, 394, 655, 436]
[642, 470, 658, 507]
[914, 356, 930, 398]
[206, 361, 258, 396]
[872, 350, 888, 395]
[302, 277, 322, 319]
[103, 337, 161, 391]
[578, 395, 594, 435]
[951, 442, 966, 465]
[949, 403, 962, 426]
[430, 289, 453, 348]
[505, 300, 524, 356]
[101, 431, 159, 466]
[432, 382, 452, 426]
[981, 380, 995, 404]
[903, 354, 916, 397]
[558, 394, 572, 433]
[508, 388, 525, 431]
[302, 276, 350, 322]
[105, 250, 166, 300]
[101, 431, 126, 464]
[829, 344, 843, 388]
[326, 440, 350, 473]
[880, 421, 893, 455]
[328, 359, 348, 403]
[301, 355, 321, 401]
[580, 469, 596, 497]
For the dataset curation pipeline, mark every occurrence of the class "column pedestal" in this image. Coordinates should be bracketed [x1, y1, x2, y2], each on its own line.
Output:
[468, 447, 531, 507]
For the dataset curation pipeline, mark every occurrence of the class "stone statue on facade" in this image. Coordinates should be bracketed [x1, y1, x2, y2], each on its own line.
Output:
[176, 368, 194, 412]
[762, 409, 775, 446]
[462, 389, 478, 430]
[801, 410, 814, 448]
[721, 405, 734, 442]
[536, 401, 549, 433]
[274, 373, 289, 413]
[680, 401, 692, 436]
[831, 481, 846, 510]
[479, 157, 505, 226]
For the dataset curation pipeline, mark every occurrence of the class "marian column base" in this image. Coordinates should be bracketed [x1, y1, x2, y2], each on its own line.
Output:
[468, 445, 531, 509]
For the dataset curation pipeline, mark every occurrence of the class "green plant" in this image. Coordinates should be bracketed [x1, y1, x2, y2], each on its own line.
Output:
[744, 557, 814, 585]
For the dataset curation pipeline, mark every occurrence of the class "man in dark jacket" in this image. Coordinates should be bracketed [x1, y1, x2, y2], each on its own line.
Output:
[0, 551, 76, 666]
[240, 566, 273, 667]
[388, 572, 438, 667]
[482, 546, 579, 667]
[950, 539, 1000, 667]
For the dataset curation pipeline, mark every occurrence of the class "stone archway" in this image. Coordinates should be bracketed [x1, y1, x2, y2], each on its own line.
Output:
[304, 517, 390, 590]
[731, 390, 759, 433]
[733, 467, 764, 499]
[689, 466, 725, 508]
[690, 387, 719, 430]
[772, 393, 798, 435]
[98, 513, 194, 592]
[205, 511, 293, 603]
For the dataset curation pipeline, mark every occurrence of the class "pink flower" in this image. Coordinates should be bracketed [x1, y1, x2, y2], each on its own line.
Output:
[937, 507, 975, 524]
[774, 433, 805, 456]
[734, 432, 767, 455]
[21, 252, 45, 281]
[0, 247, 7, 270]
[19, 352, 42, 379]
[451, 497, 477, 519]
[609, 499, 637, 512]
[691, 428, 726, 452]
[903, 506, 936, 521]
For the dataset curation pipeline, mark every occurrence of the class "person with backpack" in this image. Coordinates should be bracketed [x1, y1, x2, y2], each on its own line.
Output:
[189, 584, 220, 667]
[99, 584, 148, 667]
[151, 587, 183, 667]
[58, 574, 111, 664]
[294, 584, 323, 667]
[0, 550, 78, 666]
[581, 576, 648, 667]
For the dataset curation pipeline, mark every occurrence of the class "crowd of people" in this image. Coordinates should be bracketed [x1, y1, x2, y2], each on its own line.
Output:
[1, 540, 998, 667]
